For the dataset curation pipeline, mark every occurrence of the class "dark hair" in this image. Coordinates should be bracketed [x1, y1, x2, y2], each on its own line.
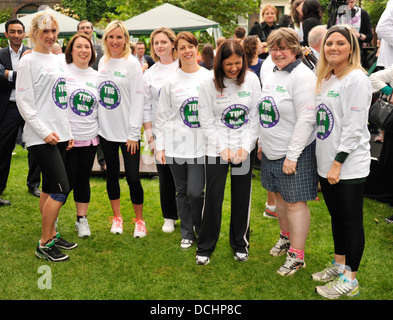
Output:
[213, 39, 247, 93]
[234, 27, 246, 39]
[174, 31, 199, 68]
[243, 35, 259, 66]
[201, 44, 214, 70]
[302, 0, 323, 20]
[64, 34, 96, 67]
[5, 18, 25, 33]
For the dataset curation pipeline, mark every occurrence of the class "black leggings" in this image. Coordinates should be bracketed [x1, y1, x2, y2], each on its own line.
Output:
[319, 177, 365, 272]
[65, 145, 97, 203]
[27, 142, 70, 198]
[99, 136, 143, 204]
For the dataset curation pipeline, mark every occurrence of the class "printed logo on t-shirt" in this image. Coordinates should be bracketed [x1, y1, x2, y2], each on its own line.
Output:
[316, 103, 334, 140]
[221, 104, 249, 129]
[52, 78, 67, 109]
[258, 96, 279, 128]
[180, 97, 200, 128]
[69, 89, 97, 117]
[98, 81, 121, 109]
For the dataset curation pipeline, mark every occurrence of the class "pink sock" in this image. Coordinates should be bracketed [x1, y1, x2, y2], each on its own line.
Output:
[289, 247, 304, 260]
[280, 230, 290, 238]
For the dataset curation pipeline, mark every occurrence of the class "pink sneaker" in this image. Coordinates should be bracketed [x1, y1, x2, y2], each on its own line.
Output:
[132, 219, 147, 238]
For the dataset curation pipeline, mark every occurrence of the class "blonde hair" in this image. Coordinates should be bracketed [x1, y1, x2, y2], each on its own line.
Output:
[150, 27, 177, 62]
[28, 10, 59, 43]
[261, 4, 278, 22]
[102, 20, 130, 61]
[267, 27, 303, 58]
[316, 25, 365, 92]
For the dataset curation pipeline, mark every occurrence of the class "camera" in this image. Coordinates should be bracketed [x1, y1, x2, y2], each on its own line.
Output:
[327, 0, 348, 28]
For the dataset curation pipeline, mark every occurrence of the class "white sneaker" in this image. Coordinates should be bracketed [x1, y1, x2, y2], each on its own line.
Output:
[75, 217, 91, 238]
[110, 216, 123, 234]
[132, 219, 147, 238]
[180, 239, 193, 249]
[195, 255, 210, 265]
[162, 218, 176, 233]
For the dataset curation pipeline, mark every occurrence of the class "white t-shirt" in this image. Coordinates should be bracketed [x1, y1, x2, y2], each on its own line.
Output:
[155, 67, 210, 158]
[97, 55, 144, 142]
[16, 51, 72, 147]
[316, 69, 371, 180]
[258, 60, 317, 161]
[64, 62, 99, 142]
[143, 60, 179, 133]
[198, 71, 261, 157]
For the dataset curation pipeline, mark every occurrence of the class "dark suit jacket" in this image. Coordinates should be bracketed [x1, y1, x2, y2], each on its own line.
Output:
[0, 44, 29, 123]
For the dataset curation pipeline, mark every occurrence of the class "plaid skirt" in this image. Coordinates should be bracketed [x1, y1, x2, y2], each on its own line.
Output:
[260, 140, 318, 203]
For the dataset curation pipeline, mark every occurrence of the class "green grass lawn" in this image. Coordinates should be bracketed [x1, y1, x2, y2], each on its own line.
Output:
[1, 145, 392, 303]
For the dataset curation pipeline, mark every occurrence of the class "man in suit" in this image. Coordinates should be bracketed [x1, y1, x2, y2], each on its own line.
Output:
[0, 18, 35, 205]
[135, 41, 155, 72]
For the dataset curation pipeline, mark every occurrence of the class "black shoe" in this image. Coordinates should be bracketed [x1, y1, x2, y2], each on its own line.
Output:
[0, 198, 11, 206]
[28, 187, 41, 198]
[35, 240, 69, 262]
[53, 233, 78, 250]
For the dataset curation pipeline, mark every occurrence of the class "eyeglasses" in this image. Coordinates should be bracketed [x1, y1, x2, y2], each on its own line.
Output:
[269, 47, 290, 54]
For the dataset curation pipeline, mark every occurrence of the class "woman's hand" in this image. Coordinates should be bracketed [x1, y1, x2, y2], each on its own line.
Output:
[282, 158, 297, 175]
[156, 150, 166, 165]
[232, 148, 249, 165]
[257, 146, 262, 161]
[44, 132, 60, 145]
[66, 139, 74, 151]
[126, 140, 139, 155]
[220, 148, 234, 163]
[327, 160, 342, 185]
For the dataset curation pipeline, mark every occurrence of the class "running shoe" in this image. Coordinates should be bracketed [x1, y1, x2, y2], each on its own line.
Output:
[162, 218, 176, 233]
[264, 202, 277, 219]
[312, 260, 342, 282]
[195, 255, 210, 265]
[75, 217, 91, 238]
[132, 218, 147, 238]
[35, 239, 69, 262]
[316, 274, 360, 299]
[53, 232, 78, 250]
[109, 216, 123, 234]
[277, 251, 306, 276]
[270, 234, 290, 256]
[234, 252, 249, 261]
[180, 239, 193, 249]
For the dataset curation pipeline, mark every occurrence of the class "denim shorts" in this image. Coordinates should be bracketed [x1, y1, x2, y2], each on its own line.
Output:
[260, 140, 318, 203]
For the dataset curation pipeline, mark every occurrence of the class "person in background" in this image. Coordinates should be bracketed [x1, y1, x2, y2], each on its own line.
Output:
[63, 34, 99, 239]
[313, 25, 371, 299]
[135, 41, 155, 72]
[233, 27, 246, 44]
[369, 65, 393, 223]
[196, 39, 260, 265]
[243, 35, 264, 78]
[376, 0, 393, 70]
[301, 0, 323, 47]
[258, 28, 318, 276]
[16, 10, 76, 262]
[308, 25, 327, 59]
[143, 27, 179, 233]
[291, 0, 306, 43]
[0, 18, 32, 206]
[199, 44, 214, 70]
[155, 32, 209, 250]
[335, 0, 373, 68]
[249, 3, 280, 59]
[97, 20, 146, 238]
